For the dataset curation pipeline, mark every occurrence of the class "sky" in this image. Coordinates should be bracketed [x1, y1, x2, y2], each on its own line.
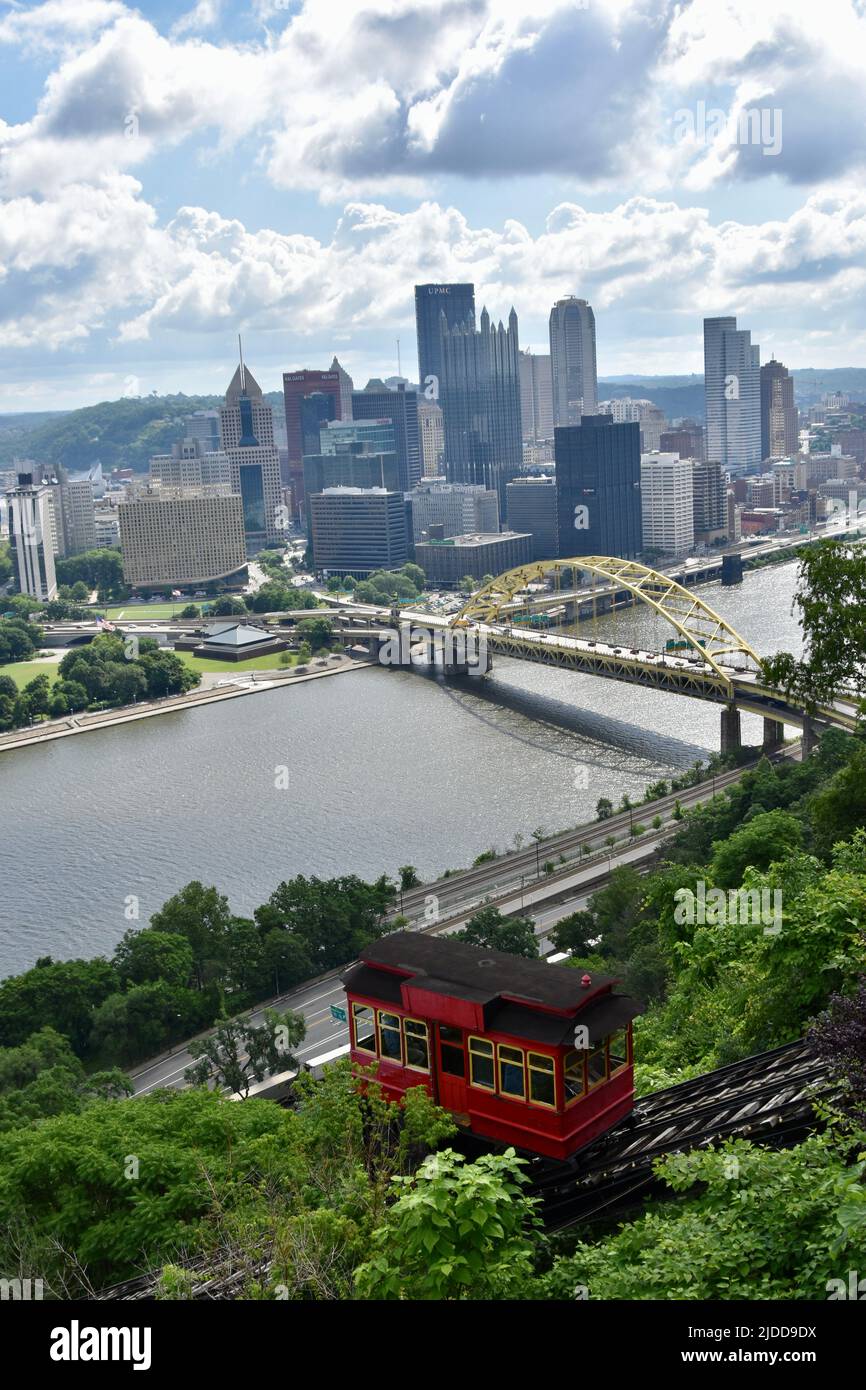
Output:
[1, 0, 865, 411]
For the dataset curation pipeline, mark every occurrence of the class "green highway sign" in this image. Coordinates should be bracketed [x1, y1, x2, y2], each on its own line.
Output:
[330, 1005, 347, 1023]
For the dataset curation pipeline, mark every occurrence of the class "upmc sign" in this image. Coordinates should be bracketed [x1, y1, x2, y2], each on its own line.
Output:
[427, 287, 450, 294]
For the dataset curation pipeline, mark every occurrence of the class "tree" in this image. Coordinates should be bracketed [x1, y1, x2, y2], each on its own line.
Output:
[354, 1148, 540, 1300]
[810, 744, 866, 859]
[0, 1027, 131, 1133]
[459, 575, 475, 594]
[210, 596, 247, 617]
[709, 809, 803, 888]
[398, 865, 420, 890]
[184, 1008, 305, 1097]
[452, 905, 539, 959]
[296, 641, 312, 664]
[595, 797, 614, 820]
[90, 980, 209, 1065]
[179, 604, 200, 618]
[0, 957, 117, 1056]
[255, 874, 394, 973]
[113, 929, 194, 989]
[551, 909, 596, 956]
[401, 563, 425, 591]
[149, 882, 234, 988]
[296, 616, 333, 649]
[762, 540, 866, 708]
[809, 968, 866, 1126]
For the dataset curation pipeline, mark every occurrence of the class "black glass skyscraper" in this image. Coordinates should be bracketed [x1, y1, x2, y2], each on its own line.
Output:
[555, 414, 642, 560]
[414, 283, 475, 396]
[439, 306, 523, 516]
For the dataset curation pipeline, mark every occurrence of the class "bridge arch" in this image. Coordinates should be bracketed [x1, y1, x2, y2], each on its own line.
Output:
[451, 556, 761, 682]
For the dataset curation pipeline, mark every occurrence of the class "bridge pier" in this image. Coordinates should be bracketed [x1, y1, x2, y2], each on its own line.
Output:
[762, 718, 785, 752]
[720, 704, 742, 757]
[801, 718, 819, 758]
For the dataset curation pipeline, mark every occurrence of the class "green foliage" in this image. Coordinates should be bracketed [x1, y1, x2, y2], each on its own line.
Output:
[354, 1148, 540, 1300]
[255, 874, 395, 974]
[540, 1135, 865, 1300]
[185, 1008, 305, 1096]
[55, 549, 125, 598]
[452, 905, 539, 958]
[709, 809, 803, 888]
[0, 1027, 131, 1133]
[0, 956, 117, 1054]
[762, 539, 866, 708]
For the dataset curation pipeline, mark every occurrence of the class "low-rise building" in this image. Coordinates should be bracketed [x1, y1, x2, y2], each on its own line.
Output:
[414, 531, 532, 585]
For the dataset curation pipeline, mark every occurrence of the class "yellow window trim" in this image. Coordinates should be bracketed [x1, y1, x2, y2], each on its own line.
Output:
[563, 1049, 587, 1107]
[497, 1043, 526, 1100]
[468, 1034, 495, 1090]
[403, 1016, 430, 1073]
[351, 1001, 377, 1055]
[527, 1051, 557, 1110]
[377, 1008, 403, 1065]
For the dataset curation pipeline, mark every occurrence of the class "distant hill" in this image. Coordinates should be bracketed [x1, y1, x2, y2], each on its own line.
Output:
[3, 367, 864, 473]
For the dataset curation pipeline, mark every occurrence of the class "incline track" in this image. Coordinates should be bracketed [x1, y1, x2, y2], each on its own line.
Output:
[527, 1040, 834, 1228]
[95, 1039, 835, 1299]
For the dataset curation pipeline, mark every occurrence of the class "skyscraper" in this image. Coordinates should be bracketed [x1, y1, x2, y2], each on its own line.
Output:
[351, 379, 421, 491]
[418, 400, 444, 478]
[703, 317, 761, 473]
[518, 350, 554, 441]
[6, 472, 57, 600]
[640, 452, 694, 555]
[760, 359, 798, 460]
[220, 351, 283, 550]
[119, 485, 247, 590]
[555, 415, 642, 560]
[549, 297, 598, 427]
[414, 283, 476, 399]
[282, 367, 346, 515]
[439, 305, 523, 514]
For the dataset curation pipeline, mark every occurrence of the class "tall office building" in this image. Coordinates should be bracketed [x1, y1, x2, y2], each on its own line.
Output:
[703, 317, 761, 473]
[549, 297, 598, 427]
[409, 480, 500, 542]
[414, 283, 476, 398]
[418, 400, 444, 478]
[760, 359, 798, 460]
[519, 350, 554, 442]
[282, 367, 346, 515]
[351, 380, 421, 491]
[661, 423, 705, 462]
[6, 472, 57, 600]
[119, 485, 247, 589]
[505, 476, 558, 561]
[640, 452, 695, 555]
[51, 478, 97, 557]
[691, 459, 727, 541]
[150, 437, 233, 490]
[220, 354, 283, 550]
[330, 356, 354, 418]
[309, 487, 409, 577]
[184, 410, 221, 450]
[555, 415, 642, 560]
[600, 397, 667, 452]
[440, 306, 523, 514]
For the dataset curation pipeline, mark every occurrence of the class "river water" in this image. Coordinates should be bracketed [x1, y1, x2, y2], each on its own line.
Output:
[0, 560, 804, 975]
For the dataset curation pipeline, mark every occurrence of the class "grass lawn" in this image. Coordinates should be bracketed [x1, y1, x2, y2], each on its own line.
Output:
[175, 650, 300, 676]
[100, 603, 200, 620]
[0, 660, 61, 690]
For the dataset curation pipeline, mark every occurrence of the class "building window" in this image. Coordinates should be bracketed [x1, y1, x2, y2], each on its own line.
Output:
[587, 1042, 608, 1089]
[528, 1052, 556, 1108]
[563, 1049, 586, 1105]
[469, 1037, 495, 1090]
[378, 1011, 402, 1063]
[351, 1003, 376, 1055]
[404, 1018, 430, 1072]
[609, 1029, 629, 1075]
[439, 1026, 465, 1078]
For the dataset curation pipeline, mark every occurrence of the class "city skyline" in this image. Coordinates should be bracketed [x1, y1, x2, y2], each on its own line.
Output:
[2, 1, 866, 412]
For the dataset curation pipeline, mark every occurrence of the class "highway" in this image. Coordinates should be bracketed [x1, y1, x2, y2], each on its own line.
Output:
[129, 747, 798, 1097]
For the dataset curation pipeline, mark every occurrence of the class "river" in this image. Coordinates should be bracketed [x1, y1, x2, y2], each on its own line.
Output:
[0, 559, 804, 975]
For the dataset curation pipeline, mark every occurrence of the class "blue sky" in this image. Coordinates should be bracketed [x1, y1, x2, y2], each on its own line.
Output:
[1, 0, 865, 411]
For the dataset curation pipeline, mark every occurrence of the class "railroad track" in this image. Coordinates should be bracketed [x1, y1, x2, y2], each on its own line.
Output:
[526, 1039, 834, 1228]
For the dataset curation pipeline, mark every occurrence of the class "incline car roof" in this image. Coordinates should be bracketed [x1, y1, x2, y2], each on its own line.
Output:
[359, 931, 620, 1015]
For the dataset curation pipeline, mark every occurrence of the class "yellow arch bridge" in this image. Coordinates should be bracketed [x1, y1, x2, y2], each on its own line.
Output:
[408, 556, 858, 755]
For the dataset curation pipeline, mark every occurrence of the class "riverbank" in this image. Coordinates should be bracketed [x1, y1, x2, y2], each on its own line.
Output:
[0, 653, 373, 753]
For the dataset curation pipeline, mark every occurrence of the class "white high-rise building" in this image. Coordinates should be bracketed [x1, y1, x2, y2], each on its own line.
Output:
[119, 485, 247, 589]
[519, 350, 554, 441]
[549, 297, 598, 426]
[640, 452, 695, 555]
[409, 480, 500, 542]
[6, 472, 57, 600]
[703, 317, 761, 474]
[600, 398, 667, 452]
[150, 437, 233, 491]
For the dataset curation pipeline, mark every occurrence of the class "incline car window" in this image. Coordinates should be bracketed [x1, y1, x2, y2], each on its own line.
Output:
[469, 1036, 495, 1089]
[378, 1011, 402, 1061]
[528, 1052, 556, 1107]
[404, 1018, 430, 1071]
[352, 1003, 376, 1054]
[498, 1044, 525, 1099]
[440, 1026, 465, 1077]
